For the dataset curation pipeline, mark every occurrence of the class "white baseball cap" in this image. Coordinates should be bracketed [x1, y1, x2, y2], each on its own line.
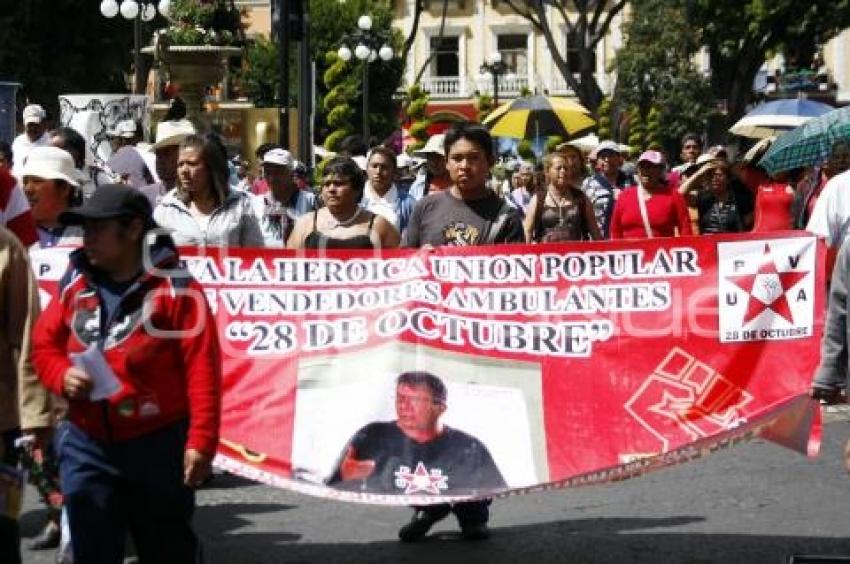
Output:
[22, 104, 46, 126]
[262, 148, 294, 168]
[412, 134, 446, 158]
[590, 140, 623, 159]
[149, 119, 196, 152]
[20, 146, 81, 187]
[396, 153, 414, 169]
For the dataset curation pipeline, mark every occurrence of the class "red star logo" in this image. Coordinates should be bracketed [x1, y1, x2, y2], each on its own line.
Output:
[393, 462, 448, 494]
[726, 243, 808, 324]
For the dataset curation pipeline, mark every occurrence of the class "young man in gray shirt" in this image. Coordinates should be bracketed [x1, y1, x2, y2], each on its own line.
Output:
[399, 122, 523, 542]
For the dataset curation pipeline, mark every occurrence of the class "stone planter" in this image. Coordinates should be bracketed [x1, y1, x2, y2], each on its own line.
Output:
[142, 45, 242, 121]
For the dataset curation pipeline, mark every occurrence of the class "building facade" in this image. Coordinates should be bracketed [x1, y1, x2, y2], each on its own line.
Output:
[392, 0, 623, 121]
[239, 1, 850, 114]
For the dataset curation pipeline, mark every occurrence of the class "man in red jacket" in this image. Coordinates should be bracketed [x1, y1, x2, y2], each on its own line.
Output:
[32, 184, 221, 563]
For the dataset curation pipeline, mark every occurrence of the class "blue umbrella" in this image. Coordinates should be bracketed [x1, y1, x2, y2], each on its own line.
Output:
[729, 98, 833, 139]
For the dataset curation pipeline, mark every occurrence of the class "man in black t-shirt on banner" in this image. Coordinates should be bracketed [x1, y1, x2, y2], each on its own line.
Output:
[328, 371, 505, 493]
[394, 122, 524, 542]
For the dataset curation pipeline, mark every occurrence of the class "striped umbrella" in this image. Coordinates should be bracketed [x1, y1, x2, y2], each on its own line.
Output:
[483, 95, 596, 140]
[729, 98, 833, 139]
[759, 106, 850, 174]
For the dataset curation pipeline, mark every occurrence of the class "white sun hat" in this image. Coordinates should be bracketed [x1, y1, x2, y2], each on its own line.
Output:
[149, 119, 196, 152]
[412, 134, 446, 158]
[20, 146, 81, 187]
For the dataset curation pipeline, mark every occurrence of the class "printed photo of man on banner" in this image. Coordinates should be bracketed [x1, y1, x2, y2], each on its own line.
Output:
[327, 371, 506, 494]
[290, 342, 548, 498]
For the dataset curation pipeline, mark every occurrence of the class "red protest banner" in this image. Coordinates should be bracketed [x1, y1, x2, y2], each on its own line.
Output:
[32, 231, 824, 504]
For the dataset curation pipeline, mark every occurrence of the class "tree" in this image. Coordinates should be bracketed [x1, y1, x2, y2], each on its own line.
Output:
[0, 1, 141, 118]
[517, 139, 536, 161]
[627, 106, 646, 152]
[688, 0, 850, 127]
[322, 52, 355, 151]
[645, 106, 662, 149]
[400, 0, 425, 63]
[237, 37, 280, 107]
[613, 0, 714, 155]
[502, 0, 627, 112]
[475, 93, 495, 123]
[403, 84, 430, 152]
[597, 97, 613, 140]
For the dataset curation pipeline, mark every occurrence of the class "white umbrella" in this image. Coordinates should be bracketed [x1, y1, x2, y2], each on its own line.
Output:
[730, 98, 834, 139]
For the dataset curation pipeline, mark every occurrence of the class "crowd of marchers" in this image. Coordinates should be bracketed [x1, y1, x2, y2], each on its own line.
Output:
[1, 100, 850, 563]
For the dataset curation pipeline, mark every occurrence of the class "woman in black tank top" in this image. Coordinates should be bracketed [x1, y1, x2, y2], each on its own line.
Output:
[524, 147, 601, 243]
[287, 156, 400, 250]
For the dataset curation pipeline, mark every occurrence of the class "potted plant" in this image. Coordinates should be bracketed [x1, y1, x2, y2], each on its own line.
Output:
[144, 0, 245, 117]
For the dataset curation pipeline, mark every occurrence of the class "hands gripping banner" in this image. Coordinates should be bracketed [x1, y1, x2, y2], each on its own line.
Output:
[33, 232, 825, 504]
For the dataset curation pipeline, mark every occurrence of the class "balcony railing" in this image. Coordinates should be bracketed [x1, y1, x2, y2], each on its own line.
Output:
[421, 76, 467, 98]
[410, 72, 613, 100]
[548, 74, 612, 96]
[475, 74, 530, 96]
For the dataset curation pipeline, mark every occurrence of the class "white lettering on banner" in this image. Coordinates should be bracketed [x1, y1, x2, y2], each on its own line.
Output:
[184, 256, 430, 286]
[30, 247, 73, 281]
[219, 281, 442, 316]
[539, 248, 700, 282]
[379, 308, 614, 357]
[442, 283, 671, 315]
[430, 255, 537, 283]
[225, 321, 297, 355]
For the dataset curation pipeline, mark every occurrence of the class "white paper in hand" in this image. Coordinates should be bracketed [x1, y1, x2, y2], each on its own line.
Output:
[70, 344, 122, 401]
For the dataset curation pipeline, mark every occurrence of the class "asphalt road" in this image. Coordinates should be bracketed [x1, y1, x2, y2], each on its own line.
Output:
[20, 416, 850, 564]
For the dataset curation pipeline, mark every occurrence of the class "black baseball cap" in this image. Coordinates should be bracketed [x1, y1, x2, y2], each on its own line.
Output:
[59, 183, 153, 226]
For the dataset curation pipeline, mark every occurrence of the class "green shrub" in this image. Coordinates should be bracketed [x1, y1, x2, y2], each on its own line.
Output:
[326, 105, 354, 129]
[517, 139, 535, 160]
[324, 129, 351, 152]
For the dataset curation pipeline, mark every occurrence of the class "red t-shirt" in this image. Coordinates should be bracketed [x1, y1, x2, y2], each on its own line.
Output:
[752, 182, 794, 232]
[610, 185, 693, 239]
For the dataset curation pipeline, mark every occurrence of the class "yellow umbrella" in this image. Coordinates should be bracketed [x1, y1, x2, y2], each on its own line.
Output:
[483, 95, 596, 140]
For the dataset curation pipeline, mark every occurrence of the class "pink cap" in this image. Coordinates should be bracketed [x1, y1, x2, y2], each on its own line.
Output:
[637, 150, 665, 165]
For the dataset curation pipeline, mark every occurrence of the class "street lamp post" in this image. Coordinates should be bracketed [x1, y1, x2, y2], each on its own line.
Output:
[99, 0, 170, 94]
[337, 15, 394, 142]
[480, 51, 508, 106]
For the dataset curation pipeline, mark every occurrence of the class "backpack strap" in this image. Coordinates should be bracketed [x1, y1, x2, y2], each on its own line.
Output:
[481, 199, 515, 245]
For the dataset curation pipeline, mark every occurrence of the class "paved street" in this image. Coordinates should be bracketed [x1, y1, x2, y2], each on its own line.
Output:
[20, 416, 850, 564]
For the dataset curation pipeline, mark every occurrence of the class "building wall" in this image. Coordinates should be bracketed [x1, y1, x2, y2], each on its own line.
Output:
[825, 29, 850, 103]
[236, 0, 271, 37]
[393, 0, 619, 103]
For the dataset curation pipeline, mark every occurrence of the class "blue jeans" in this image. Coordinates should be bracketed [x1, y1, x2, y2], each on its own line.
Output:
[57, 420, 199, 564]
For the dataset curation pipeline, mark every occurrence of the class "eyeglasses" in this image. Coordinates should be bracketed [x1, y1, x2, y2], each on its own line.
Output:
[395, 393, 440, 406]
